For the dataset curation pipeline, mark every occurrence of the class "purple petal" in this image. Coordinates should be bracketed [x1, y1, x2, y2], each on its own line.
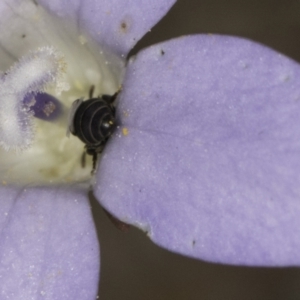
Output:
[0, 185, 99, 299]
[38, 0, 176, 56]
[95, 35, 300, 266]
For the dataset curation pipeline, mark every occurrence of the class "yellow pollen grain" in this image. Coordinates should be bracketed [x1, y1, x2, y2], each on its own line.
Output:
[2, 180, 7, 185]
[122, 127, 129, 136]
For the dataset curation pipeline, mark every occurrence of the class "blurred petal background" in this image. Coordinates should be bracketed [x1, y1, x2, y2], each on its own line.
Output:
[96, 0, 300, 299]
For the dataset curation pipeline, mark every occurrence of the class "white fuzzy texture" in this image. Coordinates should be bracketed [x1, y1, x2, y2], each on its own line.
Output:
[0, 47, 67, 151]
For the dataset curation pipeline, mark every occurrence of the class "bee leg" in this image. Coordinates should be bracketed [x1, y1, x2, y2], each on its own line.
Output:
[91, 152, 98, 174]
[81, 151, 86, 168]
[87, 144, 104, 174]
[89, 85, 95, 98]
[102, 90, 119, 105]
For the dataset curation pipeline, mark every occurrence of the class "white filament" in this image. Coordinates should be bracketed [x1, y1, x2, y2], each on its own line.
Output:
[0, 47, 68, 151]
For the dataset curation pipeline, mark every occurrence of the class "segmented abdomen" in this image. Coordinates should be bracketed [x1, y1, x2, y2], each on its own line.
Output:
[72, 98, 115, 146]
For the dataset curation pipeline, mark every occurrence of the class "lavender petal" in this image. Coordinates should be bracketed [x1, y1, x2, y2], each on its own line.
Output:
[95, 35, 300, 266]
[38, 0, 176, 56]
[0, 184, 99, 299]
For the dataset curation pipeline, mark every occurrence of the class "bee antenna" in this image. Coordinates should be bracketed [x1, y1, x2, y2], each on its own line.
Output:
[89, 85, 95, 98]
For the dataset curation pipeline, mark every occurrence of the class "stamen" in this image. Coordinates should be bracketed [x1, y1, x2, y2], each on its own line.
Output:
[0, 47, 68, 151]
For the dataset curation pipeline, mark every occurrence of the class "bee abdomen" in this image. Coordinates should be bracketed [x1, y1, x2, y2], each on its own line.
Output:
[72, 98, 115, 146]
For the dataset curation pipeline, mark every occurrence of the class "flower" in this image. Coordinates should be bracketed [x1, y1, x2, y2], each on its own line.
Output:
[1, 0, 300, 299]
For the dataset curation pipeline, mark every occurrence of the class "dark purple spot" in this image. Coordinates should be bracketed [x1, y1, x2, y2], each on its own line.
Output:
[23, 92, 62, 121]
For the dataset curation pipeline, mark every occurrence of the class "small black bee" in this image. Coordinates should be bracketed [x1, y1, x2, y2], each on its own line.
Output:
[68, 86, 118, 171]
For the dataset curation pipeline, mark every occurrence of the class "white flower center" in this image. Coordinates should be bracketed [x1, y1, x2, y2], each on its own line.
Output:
[0, 2, 125, 185]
